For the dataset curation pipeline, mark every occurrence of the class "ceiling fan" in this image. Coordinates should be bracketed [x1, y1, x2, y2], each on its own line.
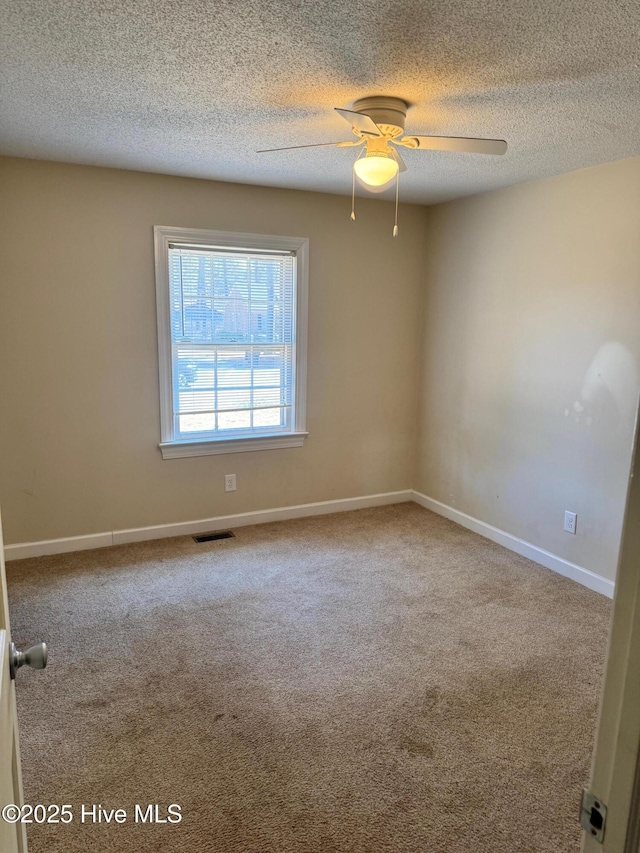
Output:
[257, 97, 507, 236]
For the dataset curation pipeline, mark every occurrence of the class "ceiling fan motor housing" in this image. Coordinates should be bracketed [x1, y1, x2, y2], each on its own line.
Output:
[351, 96, 408, 138]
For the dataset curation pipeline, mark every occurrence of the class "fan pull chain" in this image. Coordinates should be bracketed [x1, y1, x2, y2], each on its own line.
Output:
[350, 166, 356, 221]
[392, 170, 399, 237]
[350, 147, 366, 222]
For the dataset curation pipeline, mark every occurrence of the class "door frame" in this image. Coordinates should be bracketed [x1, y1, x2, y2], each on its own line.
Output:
[583, 405, 640, 852]
[0, 511, 28, 852]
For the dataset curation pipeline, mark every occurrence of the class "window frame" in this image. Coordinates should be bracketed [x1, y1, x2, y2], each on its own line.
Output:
[154, 226, 309, 459]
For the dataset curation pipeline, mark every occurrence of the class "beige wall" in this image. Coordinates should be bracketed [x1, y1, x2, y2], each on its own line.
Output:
[1, 155, 639, 583]
[416, 157, 640, 582]
[0, 157, 427, 544]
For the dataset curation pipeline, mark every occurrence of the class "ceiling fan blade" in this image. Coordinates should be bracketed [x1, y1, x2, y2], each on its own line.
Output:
[388, 146, 407, 172]
[335, 108, 382, 137]
[256, 141, 349, 153]
[401, 136, 508, 155]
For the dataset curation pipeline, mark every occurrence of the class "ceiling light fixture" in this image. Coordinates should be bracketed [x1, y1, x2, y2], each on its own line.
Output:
[353, 151, 399, 191]
[350, 145, 401, 235]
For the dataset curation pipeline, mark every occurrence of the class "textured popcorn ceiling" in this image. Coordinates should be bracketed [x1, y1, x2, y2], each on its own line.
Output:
[1, 0, 639, 204]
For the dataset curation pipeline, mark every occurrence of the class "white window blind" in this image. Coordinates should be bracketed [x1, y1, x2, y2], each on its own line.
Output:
[168, 244, 296, 441]
[155, 227, 308, 458]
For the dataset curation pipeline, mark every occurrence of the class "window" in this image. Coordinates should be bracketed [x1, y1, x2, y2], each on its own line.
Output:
[154, 227, 308, 458]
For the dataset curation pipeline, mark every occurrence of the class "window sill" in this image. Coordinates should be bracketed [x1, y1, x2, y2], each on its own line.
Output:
[159, 432, 308, 459]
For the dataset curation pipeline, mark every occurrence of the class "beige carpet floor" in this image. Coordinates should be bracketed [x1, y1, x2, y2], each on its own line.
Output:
[7, 503, 611, 852]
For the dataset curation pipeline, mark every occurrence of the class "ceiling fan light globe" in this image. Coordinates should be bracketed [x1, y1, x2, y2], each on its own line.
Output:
[353, 153, 399, 190]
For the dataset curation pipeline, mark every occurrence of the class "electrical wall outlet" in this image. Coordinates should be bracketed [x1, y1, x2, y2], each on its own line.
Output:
[224, 474, 237, 492]
[564, 510, 577, 534]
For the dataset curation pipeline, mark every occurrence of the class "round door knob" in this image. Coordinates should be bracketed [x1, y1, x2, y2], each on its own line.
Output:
[9, 641, 48, 680]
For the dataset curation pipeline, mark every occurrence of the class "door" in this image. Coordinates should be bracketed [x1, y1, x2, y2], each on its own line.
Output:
[582, 405, 640, 852]
[0, 509, 29, 853]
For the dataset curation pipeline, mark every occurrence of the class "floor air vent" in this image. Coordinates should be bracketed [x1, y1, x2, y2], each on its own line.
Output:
[193, 531, 236, 543]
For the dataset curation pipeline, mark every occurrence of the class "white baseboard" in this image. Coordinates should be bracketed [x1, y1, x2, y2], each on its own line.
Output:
[4, 489, 615, 599]
[4, 532, 114, 561]
[4, 490, 413, 561]
[411, 490, 615, 598]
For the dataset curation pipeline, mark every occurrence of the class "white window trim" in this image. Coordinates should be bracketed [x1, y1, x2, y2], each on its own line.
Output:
[154, 226, 309, 459]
